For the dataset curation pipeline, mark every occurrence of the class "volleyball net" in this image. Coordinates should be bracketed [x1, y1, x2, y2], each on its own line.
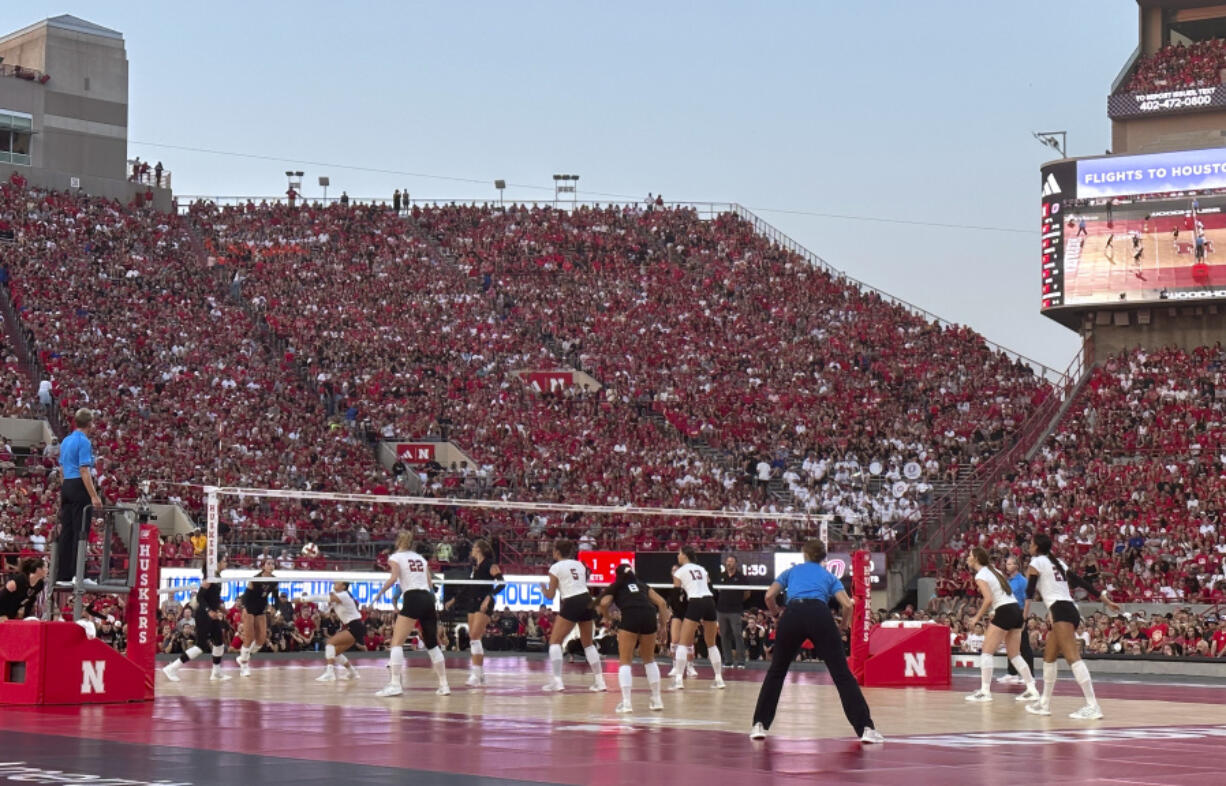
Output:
[149, 483, 844, 603]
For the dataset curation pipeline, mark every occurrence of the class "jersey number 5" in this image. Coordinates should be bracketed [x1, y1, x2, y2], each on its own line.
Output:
[570, 568, 580, 581]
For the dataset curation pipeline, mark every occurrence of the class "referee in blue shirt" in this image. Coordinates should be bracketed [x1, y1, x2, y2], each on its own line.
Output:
[56, 409, 102, 581]
[750, 540, 883, 743]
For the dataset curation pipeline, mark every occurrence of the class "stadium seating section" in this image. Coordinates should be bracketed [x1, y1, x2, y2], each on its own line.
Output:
[1121, 39, 1226, 93]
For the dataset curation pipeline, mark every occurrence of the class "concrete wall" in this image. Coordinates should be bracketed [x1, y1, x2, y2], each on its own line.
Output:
[1112, 112, 1226, 155]
[1081, 304, 1226, 364]
[0, 417, 55, 446]
[0, 162, 172, 212]
[0, 17, 132, 186]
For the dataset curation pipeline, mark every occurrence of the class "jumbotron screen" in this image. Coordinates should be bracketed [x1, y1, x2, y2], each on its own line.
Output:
[1040, 147, 1226, 313]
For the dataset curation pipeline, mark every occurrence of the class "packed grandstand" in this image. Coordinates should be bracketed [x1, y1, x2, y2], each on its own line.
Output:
[0, 170, 1222, 660]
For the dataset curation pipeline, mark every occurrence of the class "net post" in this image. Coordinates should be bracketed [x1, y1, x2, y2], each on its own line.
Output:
[205, 486, 219, 581]
[849, 549, 871, 684]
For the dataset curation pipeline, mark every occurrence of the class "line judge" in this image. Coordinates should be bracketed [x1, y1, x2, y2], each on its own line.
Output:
[55, 408, 102, 582]
[749, 539, 884, 744]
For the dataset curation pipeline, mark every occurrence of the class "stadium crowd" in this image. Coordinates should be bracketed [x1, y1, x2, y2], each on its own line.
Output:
[1122, 38, 1226, 93]
[931, 346, 1226, 604]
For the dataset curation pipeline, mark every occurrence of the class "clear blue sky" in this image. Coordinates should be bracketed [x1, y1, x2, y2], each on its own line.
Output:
[13, 1, 1138, 369]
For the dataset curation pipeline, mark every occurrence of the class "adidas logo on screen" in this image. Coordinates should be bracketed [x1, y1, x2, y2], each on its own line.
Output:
[1042, 173, 1062, 197]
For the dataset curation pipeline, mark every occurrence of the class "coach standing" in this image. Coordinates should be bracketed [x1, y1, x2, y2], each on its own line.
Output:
[716, 555, 750, 669]
[749, 539, 884, 743]
[56, 409, 101, 581]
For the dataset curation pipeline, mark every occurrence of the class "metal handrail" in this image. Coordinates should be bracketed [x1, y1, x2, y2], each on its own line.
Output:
[892, 346, 1086, 557]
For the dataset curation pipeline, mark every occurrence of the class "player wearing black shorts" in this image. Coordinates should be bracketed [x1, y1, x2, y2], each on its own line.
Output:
[962, 548, 1036, 703]
[163, 555, 232, 683]
[672, 545, 724, 690]
[375, 534, 450, 697]
[598, 563, 670, 713]
[666, 566, 696, 679]
[0, 557, 47, 620]
[237, 558, 277, 677]
[314, 581, 364, 682]
[1025, 533, 1120, 720]
[446, 539, 502, 687]
[540, 539, 606, 692]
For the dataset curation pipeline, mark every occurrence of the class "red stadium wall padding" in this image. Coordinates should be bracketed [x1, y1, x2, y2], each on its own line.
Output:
[0, 621, 151, 704]
[862, 622, 951, 688]
[0, 525, 158, 705]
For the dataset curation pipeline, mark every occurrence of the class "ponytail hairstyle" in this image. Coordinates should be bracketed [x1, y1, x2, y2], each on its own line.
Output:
[1032, 532, 1068, 575]
[553, 538, 576, 560]
[679, 545, 698, 565]
[472, 538, 493, 562]
[394, 531, 414, 553]
[971, 547, 1010, 596]
[614, 563, 637, 584]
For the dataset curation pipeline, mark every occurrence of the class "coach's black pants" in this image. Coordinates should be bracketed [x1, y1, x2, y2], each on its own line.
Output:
[56, 478, 93, 581]
[752, 599, 874, 736]
[1007, 624, 1035, 677]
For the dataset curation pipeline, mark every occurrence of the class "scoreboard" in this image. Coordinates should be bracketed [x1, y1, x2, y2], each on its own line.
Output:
[1040, 147, 1226, 318]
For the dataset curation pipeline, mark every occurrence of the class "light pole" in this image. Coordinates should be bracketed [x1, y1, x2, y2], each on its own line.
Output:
[1032, 131, 1067, 159]
[494, 179, 506, 208]
[285, 170, 304, 203]
[552, 174, 579, 207]
[319, 176, 330, 203]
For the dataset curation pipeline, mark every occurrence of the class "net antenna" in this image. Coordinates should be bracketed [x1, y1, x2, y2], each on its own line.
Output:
[196, 484, 832, 580]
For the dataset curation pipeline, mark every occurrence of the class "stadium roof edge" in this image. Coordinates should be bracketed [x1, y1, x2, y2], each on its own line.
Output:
[0, 14, 123, 47]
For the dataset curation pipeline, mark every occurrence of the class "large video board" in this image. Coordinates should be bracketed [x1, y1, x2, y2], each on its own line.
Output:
[1040, 148, 1226, 313]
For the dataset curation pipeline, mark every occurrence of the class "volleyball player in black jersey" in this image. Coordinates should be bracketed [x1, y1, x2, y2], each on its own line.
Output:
[163, 554, 231, 682]
[454, 539, 502, 687]
[598, 564, 670, 713]
[0, 557, 47, 620]
[666, 565, 697, 679]
[236, 558, 277, 677]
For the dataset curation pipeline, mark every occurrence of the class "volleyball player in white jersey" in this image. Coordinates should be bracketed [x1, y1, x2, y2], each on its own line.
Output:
[963, 548, 1038, 703]
[1024, 532, 1119, 719]
[671, 546, 725, 690]
[540, 539, 606, 693]
[373, 533, 450, 697]
[314, 581, 363, 682]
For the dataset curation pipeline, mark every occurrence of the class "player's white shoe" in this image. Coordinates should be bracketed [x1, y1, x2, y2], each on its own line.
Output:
[649, 696, 664, 712]
[669, 677, 685, 691]
[1025, 701, 1052, 716]
[1069, 704, 1103, 720]
[541, 679, 565, 693]
[712, 677, 727, 690]
[210, 668, 231, 682]
[996, 674, 1021, 685]
[860, 728, 886, 744]
[685, 664, 698, 678]
[436, 684, 452, 696]
[239, 662, 252, 678]
[749, 722, 767, 740]
[161, 663, 181, 682]
[1015, 686, 1040, 702]
[590, 677, 608, 693]
[375, 683, 404, 697]
[965, 689, 992, 703]
[339, 667, 358, 681]
[466, 673, 484, 688]
[614, 701, 633, 714]
[315, 669, 337, 682]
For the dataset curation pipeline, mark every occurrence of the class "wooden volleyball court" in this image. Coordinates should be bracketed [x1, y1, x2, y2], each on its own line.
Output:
[0, 653, 1222, 785]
